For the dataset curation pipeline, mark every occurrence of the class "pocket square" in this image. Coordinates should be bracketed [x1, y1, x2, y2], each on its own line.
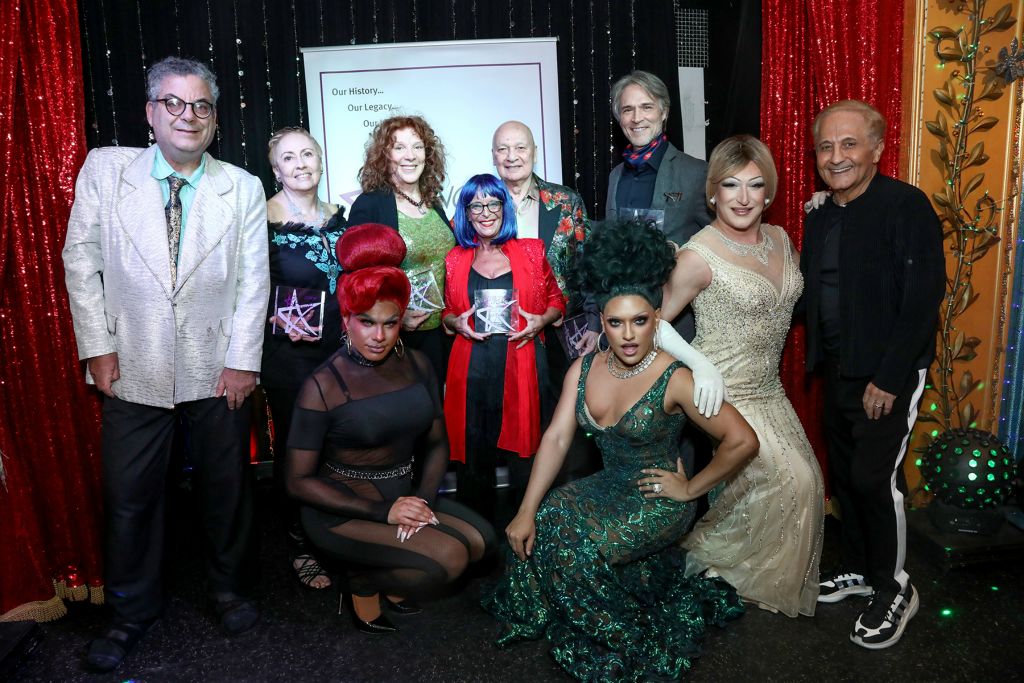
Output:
[663, 192, 684, 202]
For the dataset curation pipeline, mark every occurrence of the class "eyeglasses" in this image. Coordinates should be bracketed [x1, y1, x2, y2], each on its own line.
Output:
[152, 96, 215, 119]
[467, 200, 503, 215]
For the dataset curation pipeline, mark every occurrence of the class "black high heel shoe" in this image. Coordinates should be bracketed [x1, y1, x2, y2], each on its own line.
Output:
[384, 596, 422, 615]
[339, 593, 398, 634]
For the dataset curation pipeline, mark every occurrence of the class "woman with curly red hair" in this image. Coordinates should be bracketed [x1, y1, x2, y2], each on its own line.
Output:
[347, 115, 453, 383]
[285, 224, 493, 635]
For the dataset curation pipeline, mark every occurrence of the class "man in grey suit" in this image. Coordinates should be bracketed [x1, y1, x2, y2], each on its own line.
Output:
[606, 70, 713, 341]
[63, 56, 269, 672]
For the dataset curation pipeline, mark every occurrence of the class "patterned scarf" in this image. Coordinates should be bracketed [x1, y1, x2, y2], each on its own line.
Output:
[622, 133, 667, 168]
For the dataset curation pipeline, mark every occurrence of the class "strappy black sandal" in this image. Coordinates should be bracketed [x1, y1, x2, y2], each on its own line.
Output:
[293, 554, 332, 590]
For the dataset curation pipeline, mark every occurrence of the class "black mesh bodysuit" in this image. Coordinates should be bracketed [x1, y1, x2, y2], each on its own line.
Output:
[287, 347, 493, 597]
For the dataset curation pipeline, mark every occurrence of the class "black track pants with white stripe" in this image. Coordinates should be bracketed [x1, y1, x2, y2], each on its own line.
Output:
[823, 361, 927, 597]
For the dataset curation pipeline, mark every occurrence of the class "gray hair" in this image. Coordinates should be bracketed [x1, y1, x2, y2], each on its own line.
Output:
[146, 56, 220, 104]
[610, 70, 670, 121]
[813, 100, 886, 144]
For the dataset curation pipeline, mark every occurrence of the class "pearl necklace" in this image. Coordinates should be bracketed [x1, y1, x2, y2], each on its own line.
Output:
[606, 348, 658, 379]
[712, 226, 773, 266]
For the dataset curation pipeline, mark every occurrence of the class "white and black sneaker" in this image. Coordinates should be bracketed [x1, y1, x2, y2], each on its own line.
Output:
[817, 571, 873, 603]
[850, 584, 919, 650]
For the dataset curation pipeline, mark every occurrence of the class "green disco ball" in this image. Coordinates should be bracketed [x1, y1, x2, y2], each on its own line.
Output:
[920, 428, 1014, 510]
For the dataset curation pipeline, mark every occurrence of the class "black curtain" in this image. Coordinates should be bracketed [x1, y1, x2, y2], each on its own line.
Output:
[79, 0, 760, 219]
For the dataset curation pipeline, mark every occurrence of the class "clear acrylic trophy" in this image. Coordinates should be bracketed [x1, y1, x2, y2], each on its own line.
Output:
[473, 288, 519, 334]
[406, 268, 444, 313]
[556, 313, 590, 360]
[619, 207, 666, 232]
[272, 285, 325, 339]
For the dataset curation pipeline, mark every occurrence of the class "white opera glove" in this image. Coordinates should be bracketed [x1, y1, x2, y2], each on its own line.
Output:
[656, 318, 726, 418]
[803, 190, 831, 213]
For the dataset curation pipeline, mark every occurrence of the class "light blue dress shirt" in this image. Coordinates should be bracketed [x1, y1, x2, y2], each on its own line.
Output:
[151, 147, 208, 262]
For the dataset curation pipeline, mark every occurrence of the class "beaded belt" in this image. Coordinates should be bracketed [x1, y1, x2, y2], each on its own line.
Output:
[324, 460, 412, 480]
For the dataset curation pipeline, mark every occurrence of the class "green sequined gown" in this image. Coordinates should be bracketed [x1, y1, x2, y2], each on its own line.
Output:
[482, 354, 744, 682]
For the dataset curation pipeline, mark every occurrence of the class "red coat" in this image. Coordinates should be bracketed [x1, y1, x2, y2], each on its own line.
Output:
[443, 238, 566, 462]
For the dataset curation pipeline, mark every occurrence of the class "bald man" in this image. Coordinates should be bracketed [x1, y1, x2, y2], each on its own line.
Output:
[491, 120, 596, 355]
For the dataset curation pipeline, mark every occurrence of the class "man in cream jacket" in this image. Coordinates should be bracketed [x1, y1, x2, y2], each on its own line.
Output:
[63, 56, 269, 672]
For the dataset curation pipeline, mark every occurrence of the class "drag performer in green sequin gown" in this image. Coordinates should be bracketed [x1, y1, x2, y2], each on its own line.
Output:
[483, 219, 759, 681]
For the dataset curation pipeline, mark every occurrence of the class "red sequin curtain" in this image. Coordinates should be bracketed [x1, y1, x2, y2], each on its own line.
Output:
[762, 0, 905, 492]
[0, 0, 104, 620]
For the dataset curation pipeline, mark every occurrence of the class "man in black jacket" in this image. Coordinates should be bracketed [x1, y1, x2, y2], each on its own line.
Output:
[802, 100, 944, 650]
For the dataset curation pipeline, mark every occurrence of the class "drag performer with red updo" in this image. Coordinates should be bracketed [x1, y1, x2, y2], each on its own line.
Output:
[285, 224, 494, 635]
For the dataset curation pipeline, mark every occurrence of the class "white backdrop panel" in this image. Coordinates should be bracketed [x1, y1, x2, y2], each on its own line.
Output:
[302, 38, 562, 215]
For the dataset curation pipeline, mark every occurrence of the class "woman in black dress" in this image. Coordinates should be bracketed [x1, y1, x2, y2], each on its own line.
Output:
[263, 126, 344, 590]
[286, 224, 493, 634]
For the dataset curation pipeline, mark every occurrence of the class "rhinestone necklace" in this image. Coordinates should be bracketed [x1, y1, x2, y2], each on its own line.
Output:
[607, 348, 659, 379]
[712, 226, 773, 265]
[283, 189, 326, 227]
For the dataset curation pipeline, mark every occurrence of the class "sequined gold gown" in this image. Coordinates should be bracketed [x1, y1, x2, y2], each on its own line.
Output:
[680, 224, 824, 617]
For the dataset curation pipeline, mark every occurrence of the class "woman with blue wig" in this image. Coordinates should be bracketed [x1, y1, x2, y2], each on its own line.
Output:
[442, 173, 566, 522]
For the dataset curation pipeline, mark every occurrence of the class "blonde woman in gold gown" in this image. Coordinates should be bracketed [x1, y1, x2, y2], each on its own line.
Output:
[662, 135, 824, 617]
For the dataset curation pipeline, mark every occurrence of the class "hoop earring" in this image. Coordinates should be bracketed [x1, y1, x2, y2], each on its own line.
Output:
[343, 333, 352, 354]
[597, 331, 609, 352]
[394, 337, 405, 359]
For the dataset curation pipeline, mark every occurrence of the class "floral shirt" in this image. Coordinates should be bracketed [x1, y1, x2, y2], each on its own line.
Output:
[535, 175, 591, 312]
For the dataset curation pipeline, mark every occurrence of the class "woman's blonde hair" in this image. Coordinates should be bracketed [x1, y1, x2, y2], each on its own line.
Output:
[705, 135, 778, 211]
[267, 126, 323, 170]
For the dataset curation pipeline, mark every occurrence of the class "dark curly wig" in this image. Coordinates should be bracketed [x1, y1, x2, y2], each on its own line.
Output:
[573, 219, 676, 310]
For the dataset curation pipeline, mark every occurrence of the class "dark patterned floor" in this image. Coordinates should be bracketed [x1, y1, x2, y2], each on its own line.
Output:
[9, 479, 1024, 682]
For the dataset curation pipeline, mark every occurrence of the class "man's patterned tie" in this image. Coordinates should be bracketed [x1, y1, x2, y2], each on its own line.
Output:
[165, 177, 187, 288]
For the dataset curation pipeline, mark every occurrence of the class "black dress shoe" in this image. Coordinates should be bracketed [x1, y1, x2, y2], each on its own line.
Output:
[84, 618, 157, 672]
[340, 594, 399, 634]
[213, 598, 259, 636]
[384, 597, 422, 615]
